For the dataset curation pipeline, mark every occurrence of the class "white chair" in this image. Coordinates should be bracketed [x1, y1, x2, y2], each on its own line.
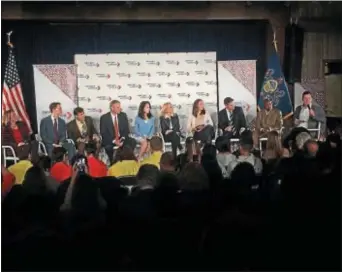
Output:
[2, 145, 19, 167]
[35, 134, 48, 155]
[307, 122, 321, 140]
[258, 127, 285, 156]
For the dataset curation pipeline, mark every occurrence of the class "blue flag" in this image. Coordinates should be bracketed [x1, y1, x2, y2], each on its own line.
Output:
[258, 51, 293, 117]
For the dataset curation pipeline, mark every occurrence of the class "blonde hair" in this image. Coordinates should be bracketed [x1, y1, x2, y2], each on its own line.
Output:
[160, 102, 174, 117]
[265, 131, 283, 157]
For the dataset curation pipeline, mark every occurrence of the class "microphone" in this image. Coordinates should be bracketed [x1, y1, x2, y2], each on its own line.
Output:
[307, 105, 311, 110]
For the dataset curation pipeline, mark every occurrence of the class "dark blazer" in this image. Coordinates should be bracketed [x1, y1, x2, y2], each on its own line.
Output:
[218, 106, 247, 134]
[294, 104, 326, 131]
[66, 116, 98, 144]
[100, 112, 130, 147]
[160, 114, 181, 136]
[2, 121, 30, 147]
[40, 116, 67, 144]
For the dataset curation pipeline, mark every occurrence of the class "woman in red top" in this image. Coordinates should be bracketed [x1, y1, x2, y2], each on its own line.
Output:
[2, 110, 39, 162]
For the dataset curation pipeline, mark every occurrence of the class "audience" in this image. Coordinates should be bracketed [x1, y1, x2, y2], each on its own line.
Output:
[85, 141, 107, 178]
[160, 152, 176, 173]
[8, 144, 33, 185]
[140, 136, 163, 168]
[1, 126, 341, 271]
[227, 136, 263, 177]
[50, 147, 72, 182]
[108, 146, 140, 177]
[215, 136, 235, 177]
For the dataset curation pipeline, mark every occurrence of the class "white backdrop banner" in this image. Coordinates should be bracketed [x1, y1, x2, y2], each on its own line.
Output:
[75, 52, 217, 131]
[217, 60, 257, 127]
[33, 65, 77, 132]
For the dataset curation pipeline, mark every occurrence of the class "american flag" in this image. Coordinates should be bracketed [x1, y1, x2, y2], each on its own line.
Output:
[2, 47, 32, 133]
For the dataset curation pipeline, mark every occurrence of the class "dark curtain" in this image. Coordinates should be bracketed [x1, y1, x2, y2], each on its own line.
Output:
[2, 20, 267, 133]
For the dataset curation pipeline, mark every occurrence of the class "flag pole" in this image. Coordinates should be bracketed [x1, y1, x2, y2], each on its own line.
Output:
[273, 27, 293, 120]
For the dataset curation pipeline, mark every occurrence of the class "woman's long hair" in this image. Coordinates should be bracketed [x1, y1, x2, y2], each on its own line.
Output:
[265, 131, 283, 158]
[138, 101, 152, 119]
[192, 99, 206, 117]
[160, 102, 174, 117]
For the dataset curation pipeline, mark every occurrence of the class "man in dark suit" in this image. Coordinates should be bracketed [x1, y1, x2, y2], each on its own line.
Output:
[100, 100, 136, 162]
[67, 107, 99, 148]
[40, 102, 76, 160]
[218, 97, 247, 140]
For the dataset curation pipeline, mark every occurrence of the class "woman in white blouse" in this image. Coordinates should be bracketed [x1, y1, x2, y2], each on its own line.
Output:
[187, 99, 214, 144]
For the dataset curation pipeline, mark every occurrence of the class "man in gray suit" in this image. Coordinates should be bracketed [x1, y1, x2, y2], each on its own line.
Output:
[294, 91, 326, 137]
[40, 102, 76, 160]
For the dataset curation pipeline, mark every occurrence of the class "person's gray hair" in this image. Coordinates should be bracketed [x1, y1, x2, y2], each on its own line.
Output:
[295, 132, 312, 150]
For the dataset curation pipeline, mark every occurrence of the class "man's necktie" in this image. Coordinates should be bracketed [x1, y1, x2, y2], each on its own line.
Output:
[81, 121, 87, 137]
[114, 115, 119, 142]
[53, 118, 59, 143]
[230, 112, 236, 134]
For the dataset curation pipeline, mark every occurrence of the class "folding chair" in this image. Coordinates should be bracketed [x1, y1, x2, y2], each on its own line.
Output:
[35, 134, 48, 155]
[2, 145, 19, 167]
[307, 122, 321, 140]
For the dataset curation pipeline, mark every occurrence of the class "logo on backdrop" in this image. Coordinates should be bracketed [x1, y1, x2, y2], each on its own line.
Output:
[157, 94, 172, 99]
[96, 73, 111, 79]
[173, 104, 181, 110]
[107, 84, 122, 90]
[195, 70, 209, 76]
[128, 105, 138, 110]
[205, 80, 217, 86]
[85, 85, 101, 90]
[63, 112, 73, 120]
[166, 82, 180, 88]
[146, 60, 160, 66]
[138, 94, 152, 100]
[97, 96, 112, 101]
[126, 61, 140, 66]
[176, 71, 190, 76]
[86, 108, 102, 114]
[156, 72, 171, 77]
[77, 74, 90, 79]
[147, 83, 161, 88]
[185, 60, 199, 65]
[78, 97, 91, 103]
[118, 95, 132, 101]
[137, 72, 151, 77]
[204, 59, 216, 64]
[105, 61, 120, 67]
[186, 81, 200, 87]
[151, 105, 160, 110]
[177, 93, 191, 98]
[127, 84, 142, 89]
[166, 60, 179, 65]
[84, 62, 99, 67]
[117, 73, 131, 78]
[196, 92, 209, 97]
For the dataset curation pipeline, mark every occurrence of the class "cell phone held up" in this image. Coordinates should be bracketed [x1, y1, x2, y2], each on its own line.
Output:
[76, 157, 86, 173]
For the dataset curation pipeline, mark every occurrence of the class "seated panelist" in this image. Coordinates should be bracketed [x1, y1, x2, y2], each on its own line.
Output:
[67, 107, 99, 147]
[160, 102, 183, 158]
[134, 101, 156, 160]
[187, 99, 214, 144]
[100, 100, 136, 163]
[39, 102, 76, 160]
[2, 109, 39, 161]
[218, 97, 247, 140]
[294, 91, 326, 138]
[252, 98, 282, 149]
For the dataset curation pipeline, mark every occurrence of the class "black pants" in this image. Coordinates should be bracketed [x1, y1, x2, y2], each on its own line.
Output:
[104, 137, 136, 163]
[194, 125, 215, 144]
[163, 131, 181, 158]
